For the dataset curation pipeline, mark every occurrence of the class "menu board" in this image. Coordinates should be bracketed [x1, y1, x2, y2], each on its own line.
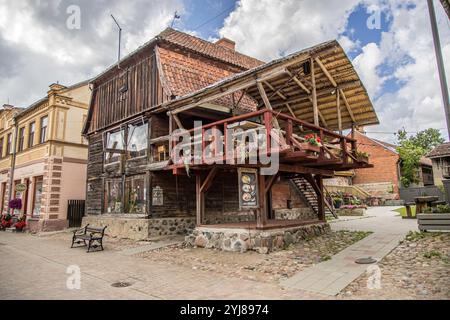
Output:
[238, 168, 259, 209]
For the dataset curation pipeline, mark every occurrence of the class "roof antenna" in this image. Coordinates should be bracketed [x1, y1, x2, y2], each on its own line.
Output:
[171, 11, 180, 28]
[111, 14, 122, 69]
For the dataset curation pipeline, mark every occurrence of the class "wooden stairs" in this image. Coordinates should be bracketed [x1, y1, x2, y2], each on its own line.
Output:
[290, 177, 337, 219]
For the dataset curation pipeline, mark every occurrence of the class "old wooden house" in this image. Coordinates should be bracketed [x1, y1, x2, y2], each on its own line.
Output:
[82, 28, 379, 252]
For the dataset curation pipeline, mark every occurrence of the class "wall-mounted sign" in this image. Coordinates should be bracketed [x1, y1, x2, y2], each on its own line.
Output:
[152, 186, 163, 206]
[238, 168, 259, 209]
[15, 183, 27, 192]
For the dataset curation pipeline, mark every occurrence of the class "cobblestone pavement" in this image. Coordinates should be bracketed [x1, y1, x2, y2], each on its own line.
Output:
[0, 232, 324, 300]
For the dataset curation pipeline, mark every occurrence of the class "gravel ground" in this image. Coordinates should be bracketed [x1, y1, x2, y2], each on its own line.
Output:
[138, 230, 371, 283]
[339, 232, 450, 300]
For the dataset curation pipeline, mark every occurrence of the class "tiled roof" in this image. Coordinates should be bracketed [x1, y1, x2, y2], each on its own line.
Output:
[157, 28, 265, 70]
[427, 142, 450, 158]
[157, 45, 257, 113]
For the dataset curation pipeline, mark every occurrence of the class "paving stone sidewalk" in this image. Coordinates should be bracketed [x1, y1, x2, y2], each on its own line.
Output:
[281, 206, 417, 295]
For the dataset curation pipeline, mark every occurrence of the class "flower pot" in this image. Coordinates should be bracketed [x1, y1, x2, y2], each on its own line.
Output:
[357, 155, 369, 163]
[300, 142, 321, 153]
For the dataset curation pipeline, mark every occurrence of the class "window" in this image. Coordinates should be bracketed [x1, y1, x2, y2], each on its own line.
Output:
[28, 122, 35, 148]
[125, 175, 147, 213]
[18, 127, 25, 152]
[105, 179, 123, 213]
[6, 133, 12, 155]
[32, 176, 43, 217]
[0, 137, 3, 158]
[105, 128, 125, 164]
[39, 116, 48, 143]
[127, 122, 148, 158]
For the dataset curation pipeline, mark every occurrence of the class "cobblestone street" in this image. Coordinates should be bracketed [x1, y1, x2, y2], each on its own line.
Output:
[1, 207, 448, 300]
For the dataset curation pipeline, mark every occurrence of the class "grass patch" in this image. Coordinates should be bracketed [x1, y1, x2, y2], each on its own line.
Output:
[393, 206, 416, 218]
[423, 250, 442, 259]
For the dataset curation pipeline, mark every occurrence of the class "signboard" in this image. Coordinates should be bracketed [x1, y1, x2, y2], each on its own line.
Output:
[15, 183, 27, 192]
[152, 186, 163, 206]
[238, 168, 259, 209]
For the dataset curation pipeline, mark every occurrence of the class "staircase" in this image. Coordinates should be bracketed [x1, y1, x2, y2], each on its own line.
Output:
[290, 177, 337, 219]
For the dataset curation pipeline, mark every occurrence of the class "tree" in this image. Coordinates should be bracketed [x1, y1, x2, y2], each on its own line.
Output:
[396, 128, 445, 188]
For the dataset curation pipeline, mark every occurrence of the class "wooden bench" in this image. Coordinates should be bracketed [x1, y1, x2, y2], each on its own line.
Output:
[418, 214, 450, 232]
[71, 224, 107, 253]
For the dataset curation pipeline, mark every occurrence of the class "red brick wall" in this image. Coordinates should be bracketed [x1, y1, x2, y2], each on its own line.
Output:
[352, 131, 401, 198]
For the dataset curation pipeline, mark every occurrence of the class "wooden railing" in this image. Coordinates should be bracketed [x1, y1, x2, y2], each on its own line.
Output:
[170, 109, 359, 167]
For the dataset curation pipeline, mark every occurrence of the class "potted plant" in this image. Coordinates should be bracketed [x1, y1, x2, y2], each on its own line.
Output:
[14, 216, 26, 232]
[1, 213, 12, 230]
[332, 195, 343, 209]
[301, 134, 322, 153]
[9, 198, 22, 216]
[356, 151, 369, 163]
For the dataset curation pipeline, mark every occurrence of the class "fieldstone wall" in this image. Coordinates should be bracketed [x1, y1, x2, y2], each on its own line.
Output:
[274, 208, 316, 220]
[82, 216, 196, 240]
[148, 217, 196, 237]
[185, 223, 331, 254]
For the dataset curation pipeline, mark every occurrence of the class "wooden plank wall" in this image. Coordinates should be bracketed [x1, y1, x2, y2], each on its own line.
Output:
[89, 52, 166, 133]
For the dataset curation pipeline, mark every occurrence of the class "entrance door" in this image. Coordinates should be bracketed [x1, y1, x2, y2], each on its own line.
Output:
[23, 178, 30, 215]
[0, 182, 6, 214]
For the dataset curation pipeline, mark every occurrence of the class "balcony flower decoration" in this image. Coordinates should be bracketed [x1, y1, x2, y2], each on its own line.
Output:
[1, 213, 12, 229]
[355, 151, 370, 163]
[301, 134, 322, 154]
[14, 216, 26, 232]
[9, 198, 22, 216]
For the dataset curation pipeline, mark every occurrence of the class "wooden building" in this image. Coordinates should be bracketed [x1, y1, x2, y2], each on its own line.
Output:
[82, 28, 379, 251]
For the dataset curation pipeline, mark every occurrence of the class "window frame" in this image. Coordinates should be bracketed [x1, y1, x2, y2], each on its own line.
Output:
[18, 127, 25, 152]
[28, 122, 35, 148]
[39, 115, 48, 144]
[6, 133, 12, 155]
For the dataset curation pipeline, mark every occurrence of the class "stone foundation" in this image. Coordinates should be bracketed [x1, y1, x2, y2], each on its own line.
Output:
[81, 215, 196, 240]
[27, 218, 69, 233]
[204, 213, 255, 224]
[185, 222, 331, 254]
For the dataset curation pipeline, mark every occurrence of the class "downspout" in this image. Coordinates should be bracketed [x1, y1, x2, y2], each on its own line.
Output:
[7, 116, 19, 214]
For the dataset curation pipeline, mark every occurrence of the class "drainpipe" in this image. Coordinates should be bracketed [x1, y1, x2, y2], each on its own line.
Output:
[7, 117, 19, 214]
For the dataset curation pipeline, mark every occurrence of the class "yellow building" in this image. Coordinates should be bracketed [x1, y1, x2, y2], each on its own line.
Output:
[0, 81, 90, 231]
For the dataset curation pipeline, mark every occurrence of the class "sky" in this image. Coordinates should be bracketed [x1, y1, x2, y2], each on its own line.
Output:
[0, 0, 449, 144]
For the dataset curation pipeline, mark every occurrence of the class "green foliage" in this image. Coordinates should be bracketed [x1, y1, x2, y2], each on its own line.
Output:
[423, 250, 442, 259]
[396, 128, 444, 188]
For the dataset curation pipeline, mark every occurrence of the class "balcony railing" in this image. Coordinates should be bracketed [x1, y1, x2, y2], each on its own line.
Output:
[170, 109, 364, 168]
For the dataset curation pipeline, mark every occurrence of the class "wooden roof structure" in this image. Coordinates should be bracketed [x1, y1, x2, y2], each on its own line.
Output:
[156, 40, 379, 132]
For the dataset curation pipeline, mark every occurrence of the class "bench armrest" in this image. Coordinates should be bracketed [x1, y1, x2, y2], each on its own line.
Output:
[73, 224, 89, 236]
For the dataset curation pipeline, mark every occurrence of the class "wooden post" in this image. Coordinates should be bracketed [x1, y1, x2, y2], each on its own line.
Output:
[264, 111, 272, 155]
[315, 175, 325, 221]
[286, 119, 293, 147]
[196, 174, 203, 226]
[336, 89, 342, 134]
[311, 58, 319, 126]
[256, 173, 267, 229]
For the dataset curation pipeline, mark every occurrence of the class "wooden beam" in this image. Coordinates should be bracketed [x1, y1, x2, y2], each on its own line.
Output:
[315, 175, 326, 221]
[314, 57, 337, 88]
[311, 58, 319, 126]
[278, 164, 334, 177]
[336, 89, 342, 134]
[285, 70, 311, 94]
[339, 89, 356, 123]
[172, 113, 184, 129]
[257, 82, 281, 130]
[263, 81, 287, 100]
[200, 167, 218, 194]
[265, 173, 279, 194]
[285, 103, 304, 132]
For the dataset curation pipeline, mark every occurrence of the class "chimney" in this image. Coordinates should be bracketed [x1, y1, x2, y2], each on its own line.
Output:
[215, 37, 235, 51]
[2, 104, 14, 110]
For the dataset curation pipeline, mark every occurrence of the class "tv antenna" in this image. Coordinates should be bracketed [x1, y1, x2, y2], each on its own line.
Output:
[111, 14, 122, 69]
[171, 11, 180, 28]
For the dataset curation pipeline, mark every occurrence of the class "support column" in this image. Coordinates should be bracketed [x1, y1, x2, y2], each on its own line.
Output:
[256, 173, 267, 229]
[311, 58, 319, 126]
[196, 173, 204, 226]
[315, 175, 325, 221]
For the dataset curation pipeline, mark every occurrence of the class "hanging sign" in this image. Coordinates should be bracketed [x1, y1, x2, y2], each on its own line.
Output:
[15, 184, 27, 192]
[238, 168, 259, 209]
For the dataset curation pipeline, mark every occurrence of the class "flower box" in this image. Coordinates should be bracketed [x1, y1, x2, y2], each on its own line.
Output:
[300, 142, 321, 153]
[357, 155, 369, 163]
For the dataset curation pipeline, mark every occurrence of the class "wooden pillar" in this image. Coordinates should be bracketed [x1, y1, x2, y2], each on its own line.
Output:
[196, 173, 204, 226]
[311, 58, 319, 126]
[336, 89, 342, 134]
[256, 173, 267, 229]
[315, 175, 325, 221]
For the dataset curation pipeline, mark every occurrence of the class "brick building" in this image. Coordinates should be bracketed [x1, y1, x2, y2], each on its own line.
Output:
[352, 131, 434, 200]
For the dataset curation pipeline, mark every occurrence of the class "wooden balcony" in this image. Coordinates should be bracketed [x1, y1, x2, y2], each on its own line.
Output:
[169, 109, 371, 172]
